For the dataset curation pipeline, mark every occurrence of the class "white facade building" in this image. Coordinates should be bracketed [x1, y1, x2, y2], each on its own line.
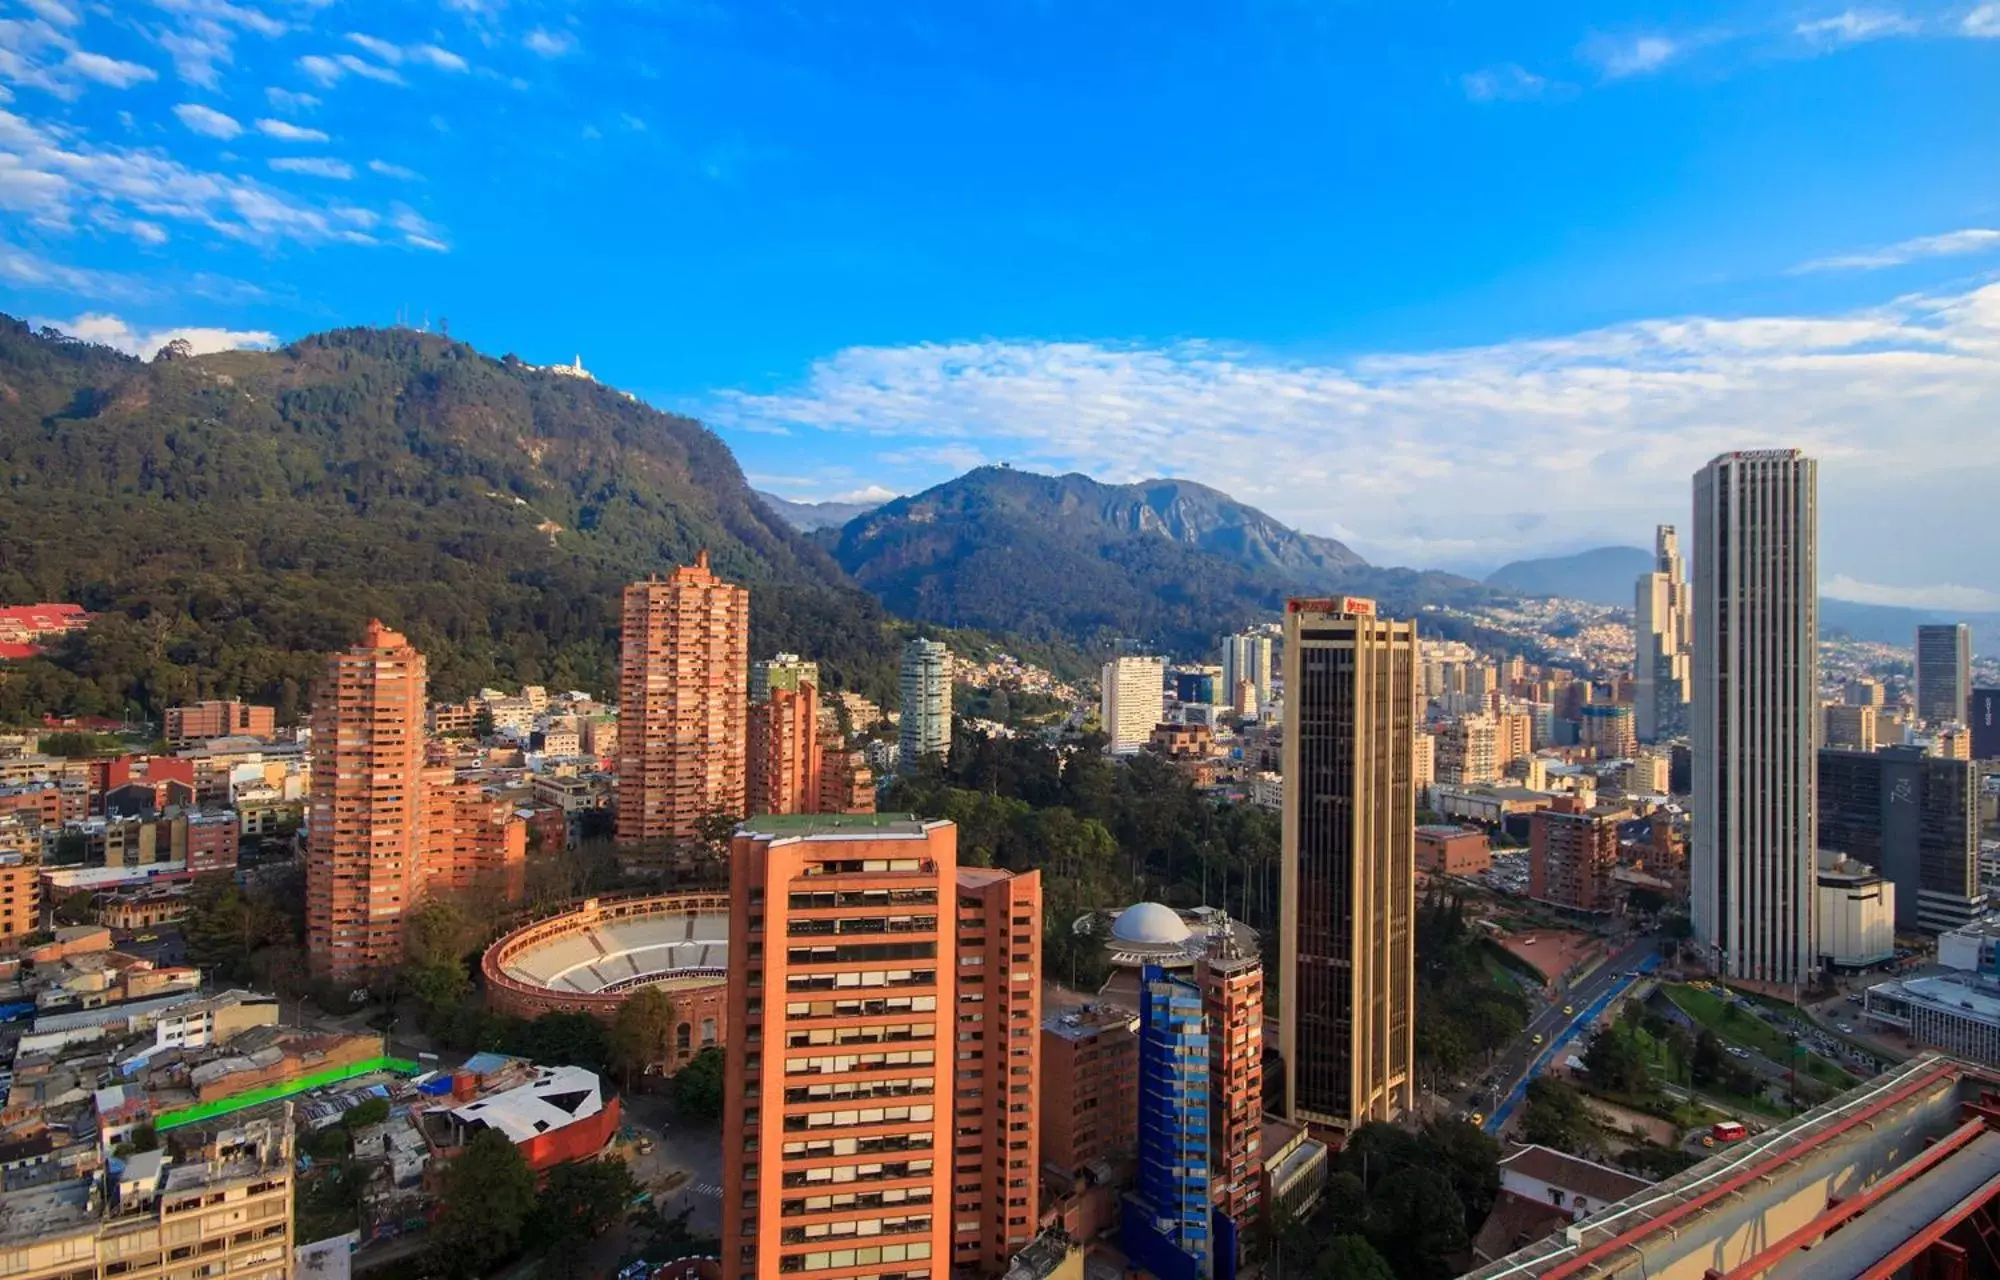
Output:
[1220, 633, 1273, 714]
[897, 638, 952, 773]
[1816, 852, 1895, 969]
[1100, 656, 1166, 754]
[1692, 450, 1820, 986]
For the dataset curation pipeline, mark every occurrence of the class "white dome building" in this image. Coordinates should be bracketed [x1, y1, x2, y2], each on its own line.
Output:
[1092, 901, 1256, 972]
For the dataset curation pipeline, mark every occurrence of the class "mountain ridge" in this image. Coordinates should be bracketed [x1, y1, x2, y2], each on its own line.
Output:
[0, 317, 913, 719]
[829, 466, 1485, 653]
[755, 489, 889, 532]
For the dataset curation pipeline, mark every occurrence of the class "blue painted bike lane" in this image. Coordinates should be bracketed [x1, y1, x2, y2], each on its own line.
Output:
[1484, 951, 1663, 1135]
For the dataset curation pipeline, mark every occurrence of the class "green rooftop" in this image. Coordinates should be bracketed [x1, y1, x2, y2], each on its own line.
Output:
[739, 812, 930, 836]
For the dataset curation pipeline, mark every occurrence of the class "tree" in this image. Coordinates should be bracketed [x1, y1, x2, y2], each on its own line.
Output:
[610, 986, 678, 1088]
[1520, 1078, 1595, 1153]
[1419, 1117, 1502, 1228]
[1365, 1166, 1471, 1280]
[527, 1157, 639, 1276]
[505, 1012, 612, 1072]
[1583, 1026, 1650, 1095]
[671, 1046, 724, 1121]
[1690, 1029, 1725, 1088]
[52, 889, 95, 927]
[1316, 1235, 1395, 1280]
[428, 1129, 536, 1278]
[184, 873, 291, 983]
[342, 1098, 390, 1129]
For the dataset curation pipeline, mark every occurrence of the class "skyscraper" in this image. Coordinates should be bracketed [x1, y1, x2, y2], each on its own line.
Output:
[720, 815, 1040, 1280]
[1123, 963, 1211, 1279]
[1818, 745, 1981, 933]
[746, 682, 821, 817]
[1692, 450, 1819, 986]
[898, 638, 952, 774]
[952, 867, 1043, 1273]
[1280, 597, 1416, 1132]
[308, 620, 428, 981]
[1916, 623, 1972, 726]
[1634, 525, 1692, 742]
[615, 551, 750, 851]
[1219, 633, 1273, 713]
[750, 652, 818, 705]
[1972, 689, 2000, 761]
[1100, 655, 1167, 754]
[1201, 926, 1264, 1247]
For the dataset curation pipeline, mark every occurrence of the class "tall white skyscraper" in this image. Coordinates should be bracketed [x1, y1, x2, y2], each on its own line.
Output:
[1692, 450, 1820, 986]
[1100, 655, 1166, 753]
[1634, 524, 1692, 743]
[898, 637, 952, 773]
[1220, 632, 1273, 712]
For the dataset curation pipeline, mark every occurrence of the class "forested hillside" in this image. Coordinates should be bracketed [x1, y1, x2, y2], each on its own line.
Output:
[0, 319, 910, 721]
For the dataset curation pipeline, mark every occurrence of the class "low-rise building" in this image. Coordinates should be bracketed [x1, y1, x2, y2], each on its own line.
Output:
[1864, 975, 2000, 1064]
[1416, 824, 1491, 876]
[164, 701, 277, 746]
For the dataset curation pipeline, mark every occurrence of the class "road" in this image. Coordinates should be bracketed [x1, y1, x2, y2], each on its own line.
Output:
[1480, 935, 1664, 1135]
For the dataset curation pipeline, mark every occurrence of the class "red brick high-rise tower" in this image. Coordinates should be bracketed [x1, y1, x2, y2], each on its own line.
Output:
[746, 682, 821, 817]
[615, 551, 750, 852]
[308, 620, 428, 981]
[1200, 924, 1265, 1236]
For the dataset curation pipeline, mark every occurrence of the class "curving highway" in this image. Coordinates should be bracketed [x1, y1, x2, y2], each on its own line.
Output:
[1480, 937, 1665, 1135]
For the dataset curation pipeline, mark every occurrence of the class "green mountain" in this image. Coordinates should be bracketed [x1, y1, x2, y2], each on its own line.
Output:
[829, 466, 1487, 654]
[0, 318, 912, 722]
[1485, 546, 1652, 606]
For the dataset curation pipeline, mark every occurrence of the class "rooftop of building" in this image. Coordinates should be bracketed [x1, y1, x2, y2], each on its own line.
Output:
[1043, 1004, 1139, 1041]
[1873, 973, 2000, 1019]
[448, 1063, 606, 1144]
[1417, 823, 1485, 838]
[1464, 1054, 2000, 1280]
[1498, 1143, 1653, 1204]
[737, 812, 936, 839]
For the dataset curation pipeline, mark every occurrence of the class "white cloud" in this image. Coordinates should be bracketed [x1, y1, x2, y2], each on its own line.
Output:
[1462, 63, 1550, 103]
[296, 54, 341, 86]
[143, 0, 289, 88]
[1795, 227, 2000, 272]
[22, 0, 78, 26]
[268, 155, 351, 178]
[344, 33, 402, 64]
[1795, 9, 1921, 44]
[1822, 576, 2000, 611]
[828, 484, 899, 505]
[712, 281, 2000, 575]
[298, 51, 403, 86]
[255, 117, 327, 142]
[0, 106, 443, 248]
[523, 27, 575, 57]
[1581, 33, 1681, 78]
[32, 311, 277, 357]
[410, 44, 467, 71]
[0, 242, 144, 297]
[265, 86, 318, 112]
[391, 202, 446, 250]
[367, 158, 419, 179]
[65, 51, 157, 88]
[1965, 4, 2000, 35]
[172, 102, 241, 138]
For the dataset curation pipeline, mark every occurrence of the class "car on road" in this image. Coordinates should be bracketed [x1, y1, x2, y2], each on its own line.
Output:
[1837, 1023, 1854, 1034]
[1563, 1004, 1574, 1016]
[1532, 1033, 1544, 1045]
[135, 933, 158, 943]
[1726, 1046, 1751, 1059]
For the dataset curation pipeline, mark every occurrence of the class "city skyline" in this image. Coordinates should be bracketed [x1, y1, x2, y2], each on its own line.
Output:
[2, 2, 1996, 598]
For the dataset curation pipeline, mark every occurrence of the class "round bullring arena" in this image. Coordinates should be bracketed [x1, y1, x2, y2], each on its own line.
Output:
[481, 892, 731, 1071]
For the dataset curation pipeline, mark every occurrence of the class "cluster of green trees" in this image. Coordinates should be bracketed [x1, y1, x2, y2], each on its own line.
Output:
[1260, 1119, 1501, 1280]
[883, 728, 1280, 988]
[422, 1130, 641, 1278]
[1413, 893, 1533, 1079]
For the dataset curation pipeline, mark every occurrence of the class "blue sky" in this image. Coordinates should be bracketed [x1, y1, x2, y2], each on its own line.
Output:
[3, 0, 1999, 603]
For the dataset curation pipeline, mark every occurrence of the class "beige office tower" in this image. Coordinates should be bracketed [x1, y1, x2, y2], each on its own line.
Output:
[1279, 597, 1416, 1133]
[1692, 451, 1819, 987]
[1634, 524, 1692, 743]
